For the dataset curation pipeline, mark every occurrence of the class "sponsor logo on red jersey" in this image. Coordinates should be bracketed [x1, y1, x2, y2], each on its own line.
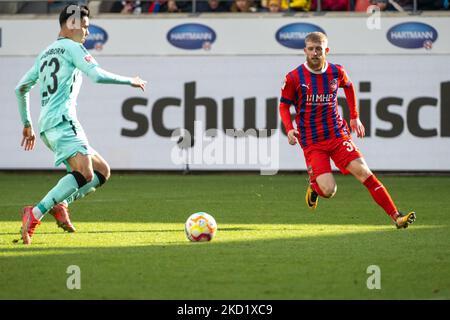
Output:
[306, 93, 334, 103]
[329, 79, 338, 91]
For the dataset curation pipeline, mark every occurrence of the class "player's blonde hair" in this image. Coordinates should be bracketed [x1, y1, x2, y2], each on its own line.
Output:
[305, 32, 328, 47]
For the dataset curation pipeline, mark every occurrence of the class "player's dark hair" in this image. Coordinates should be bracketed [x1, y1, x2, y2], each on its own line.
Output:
[59, 4, 90, 27]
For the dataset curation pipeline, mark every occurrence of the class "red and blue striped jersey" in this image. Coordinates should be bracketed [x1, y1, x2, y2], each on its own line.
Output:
[279, 62, 358, 148]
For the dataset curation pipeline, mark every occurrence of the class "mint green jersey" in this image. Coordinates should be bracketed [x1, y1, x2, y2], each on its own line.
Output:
[16, 37, 133, 133]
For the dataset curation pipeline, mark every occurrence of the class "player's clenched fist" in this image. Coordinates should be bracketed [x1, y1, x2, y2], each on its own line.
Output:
[287, 129, 299, 145]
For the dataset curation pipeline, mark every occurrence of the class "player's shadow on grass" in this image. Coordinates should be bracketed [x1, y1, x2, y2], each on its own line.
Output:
[0, 226, 255, 236]
[0, 226, 448, 299]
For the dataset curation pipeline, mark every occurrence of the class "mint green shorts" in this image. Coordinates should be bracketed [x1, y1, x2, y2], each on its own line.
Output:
[40, 120, 97, 169]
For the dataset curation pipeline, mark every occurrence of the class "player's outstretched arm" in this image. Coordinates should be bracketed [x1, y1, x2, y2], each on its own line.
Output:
[85, 66, 145, 88]
[69, 43, 147, 90]
[130, 76, 147, 92]
[85, 67, 147, 91]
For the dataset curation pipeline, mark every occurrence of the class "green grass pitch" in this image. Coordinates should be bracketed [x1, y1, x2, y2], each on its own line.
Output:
[0, 172, 449, 299]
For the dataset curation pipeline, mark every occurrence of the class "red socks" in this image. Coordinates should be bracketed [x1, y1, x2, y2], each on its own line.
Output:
[310, 175, 399, 221]
[363, 175, 398, 221]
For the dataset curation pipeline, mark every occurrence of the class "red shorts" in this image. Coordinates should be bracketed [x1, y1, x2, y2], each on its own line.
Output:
[303, 137, 363, 183]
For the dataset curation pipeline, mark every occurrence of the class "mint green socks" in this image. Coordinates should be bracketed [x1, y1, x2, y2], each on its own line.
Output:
[63, 173, 100, 206]
[35, 171, 87, 216]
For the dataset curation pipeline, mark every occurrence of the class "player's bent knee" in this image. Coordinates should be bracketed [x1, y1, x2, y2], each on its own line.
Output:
[103, 164, 111, 180]
[95, 162, 111, 181]
[329, 185, 337, 198]
[70, 171, 88, 188]
[80, 170, 94, 183]
[85, 173, 94, 183]
[321, 184, 337, 198]
[94, 170, 108, 187]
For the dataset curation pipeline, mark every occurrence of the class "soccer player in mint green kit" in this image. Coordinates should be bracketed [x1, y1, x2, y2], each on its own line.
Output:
[15, 4, 146, 244]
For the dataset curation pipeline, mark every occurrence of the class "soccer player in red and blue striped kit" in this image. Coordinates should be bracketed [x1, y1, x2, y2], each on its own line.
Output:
[279, 32, 416, 229]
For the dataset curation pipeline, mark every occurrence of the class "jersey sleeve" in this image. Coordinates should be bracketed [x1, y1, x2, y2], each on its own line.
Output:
[280, 73, 296, 106]
[343, 84, 358, 119]
[15, 61, 39, 127]
[337, 65, 352, 88]
[68, 42, 133, 85]
[279, 73, 296, 132]
[337, 65, 358, 119]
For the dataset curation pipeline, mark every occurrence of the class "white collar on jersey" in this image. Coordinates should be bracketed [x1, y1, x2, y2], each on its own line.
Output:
[304, 61, 329, 74]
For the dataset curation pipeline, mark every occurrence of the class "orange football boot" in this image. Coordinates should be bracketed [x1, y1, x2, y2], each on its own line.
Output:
[49, 203, 76, 233]
[21, 206, 41, 245]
